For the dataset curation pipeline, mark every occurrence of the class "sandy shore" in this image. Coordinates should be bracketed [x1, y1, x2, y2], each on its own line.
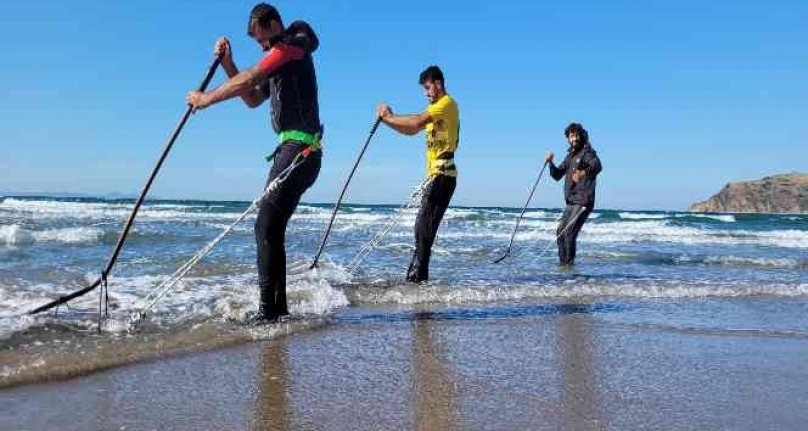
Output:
[3, 301, 808, 430]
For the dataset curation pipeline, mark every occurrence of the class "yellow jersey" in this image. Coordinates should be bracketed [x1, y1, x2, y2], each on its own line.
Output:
[425, 94, 459, 177]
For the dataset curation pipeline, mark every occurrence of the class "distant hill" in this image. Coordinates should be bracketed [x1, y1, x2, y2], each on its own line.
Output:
[690, 173, 807, 214]
[0, 191, 138, 200]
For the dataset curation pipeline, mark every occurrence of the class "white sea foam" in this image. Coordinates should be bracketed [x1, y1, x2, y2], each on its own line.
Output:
[580, 221, 808, 249]
[443, 208, 480, 220]
[0, 199, 245, 222]
[353, 215, 805, 249]
[679, 213, 737, 223]
[296, 204, 332, 214]
[34, 227, 105, 244]
[619, 212, 668, 220]
[0, 225, 104, 246]
[520, 210, 549, 219]
[292, 211, 390, 224]
[211, 266, 350, 325]
[291, 209, 421, 235]
[432, 245, 487, 255]
[579, 250, 802, 268]
[0, 262, 352, 338]
[347, 280, 808, 305]
[582, 250, 638, 259]
[2, 198, 806, 341]
[702, 255, 802, 268]
[435, 219, 808, 249]
[201, 222, 255, 233]
[132, 264, 349, 324]
[0, 225, 35, 245]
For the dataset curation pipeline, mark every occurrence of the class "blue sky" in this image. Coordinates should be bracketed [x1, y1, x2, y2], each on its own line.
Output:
[1, 0, 806, 210]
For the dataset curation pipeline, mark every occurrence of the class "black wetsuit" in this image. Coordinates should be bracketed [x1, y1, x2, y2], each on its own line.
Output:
[407, 174, 456, 282]
[254, 21, 322, 319]
[549, 143, 602, 265]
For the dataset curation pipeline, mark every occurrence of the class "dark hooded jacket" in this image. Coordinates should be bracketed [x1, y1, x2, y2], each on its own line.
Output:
[260, 21, 322, 136]
[549, 143, 602, 208]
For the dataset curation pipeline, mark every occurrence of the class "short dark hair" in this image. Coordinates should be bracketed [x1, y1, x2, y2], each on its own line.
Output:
[564, 122, 590, 145]
[248, 3, 282, 36]
[419, 65, 444, 85]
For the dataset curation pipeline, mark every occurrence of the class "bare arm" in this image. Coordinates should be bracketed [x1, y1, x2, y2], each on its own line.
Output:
[377, 104, 431, 136]
[382, 113, 431, 136]
[187, 43, 305, 110]
[204, 66, 268, 107]
[220, 60, 266, 108]
[214, 37, 266, 108]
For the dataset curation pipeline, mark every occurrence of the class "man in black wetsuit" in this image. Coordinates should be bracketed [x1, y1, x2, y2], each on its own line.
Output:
[187, 3, 322, 321]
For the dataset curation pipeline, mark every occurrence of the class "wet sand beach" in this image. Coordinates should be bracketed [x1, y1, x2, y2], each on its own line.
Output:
[4, 298, 808, 430]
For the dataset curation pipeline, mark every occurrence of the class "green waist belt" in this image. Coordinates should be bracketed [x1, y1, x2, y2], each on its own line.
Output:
[266, 130, 322, 162]
[278, 130, 322, 147]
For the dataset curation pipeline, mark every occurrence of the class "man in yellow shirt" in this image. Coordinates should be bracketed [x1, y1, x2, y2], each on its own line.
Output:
[376, 65, 459, 282]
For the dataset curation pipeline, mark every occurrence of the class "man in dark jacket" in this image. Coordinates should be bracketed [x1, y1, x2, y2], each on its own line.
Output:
[545, 123, 602, 266]
[187, 3, 322, 321]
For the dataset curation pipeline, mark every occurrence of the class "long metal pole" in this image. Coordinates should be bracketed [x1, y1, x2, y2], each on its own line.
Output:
[29, 56, 221, 315]
[309, 117, 382, 269]
[493, 161, 549, 264]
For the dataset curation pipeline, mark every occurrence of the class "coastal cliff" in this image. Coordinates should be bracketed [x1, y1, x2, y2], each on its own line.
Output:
[690, 173, 807, 214]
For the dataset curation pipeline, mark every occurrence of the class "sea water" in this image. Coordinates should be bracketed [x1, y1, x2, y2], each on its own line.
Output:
[0, 195, 805, 382]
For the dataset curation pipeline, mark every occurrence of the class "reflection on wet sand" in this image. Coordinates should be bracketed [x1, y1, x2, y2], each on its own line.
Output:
[412, 312, 457, 431]
[253, 338, 291, 431]
[243, 303, 608, 430]
[556, 303, 604, 431]
[7, 300, 808, 430]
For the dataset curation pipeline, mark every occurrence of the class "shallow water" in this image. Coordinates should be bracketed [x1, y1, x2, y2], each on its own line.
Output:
[0, 195, 805, 383]
[4, 298, 808, 430]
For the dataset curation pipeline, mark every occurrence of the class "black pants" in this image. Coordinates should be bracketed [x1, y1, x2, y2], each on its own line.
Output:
[255, 141, 321, 318]
[556, 204, 592, 266]
[407, 175, 456, 282]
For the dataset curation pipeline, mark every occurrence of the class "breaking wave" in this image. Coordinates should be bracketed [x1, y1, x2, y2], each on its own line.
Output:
[0, 225, 104, 246]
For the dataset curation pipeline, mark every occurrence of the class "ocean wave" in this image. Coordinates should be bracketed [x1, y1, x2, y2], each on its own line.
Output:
[291, 211, 421, 235]
[0, 198, 246, 222]
[35, 227, 105, 244]
[431, 220, 808, 249]
[586, 250, 803, 269]
[619, 212, 668, 220]
[702, 255, 804, 269]
[344, 280, 808, 305]
[295, 204, 333, 214]
[444, 208, 511, 222]
[0, 225, 104, 246]
[0, 225, 34, 245]
[432, 245, 488, 255]
[292, 211, 391, 224]
[201, 222, 255, 233]
[580, 221, 807, 249]
[521, 210, 549, 219]
[0, 262, 351, 339]
[583, 250, 639, 259]
[676, 213, 737, 223]
[443, 208, 480, 220]
[616, 211, 738, 223]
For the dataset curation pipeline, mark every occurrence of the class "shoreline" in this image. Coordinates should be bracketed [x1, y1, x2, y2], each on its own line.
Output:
[4, 299, 808, 430]
[0, 318, 327, 389]
[4, 297, 808, 390]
